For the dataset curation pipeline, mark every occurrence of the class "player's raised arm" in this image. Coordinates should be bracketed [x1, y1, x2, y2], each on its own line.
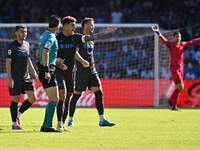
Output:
[152, 26, 161, 36]
[184, 38, 200, 47]
[152, 26, 169, 46]
[83, 26, 117, 42]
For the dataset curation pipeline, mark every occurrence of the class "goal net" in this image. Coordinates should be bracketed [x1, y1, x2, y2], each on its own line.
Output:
[0, 23, 172, 107]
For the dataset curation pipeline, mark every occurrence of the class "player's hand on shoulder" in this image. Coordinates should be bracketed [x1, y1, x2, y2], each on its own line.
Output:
[105, 26, 117, 34]
[8, 78, 14, 88]
[82, 60, 90, 68]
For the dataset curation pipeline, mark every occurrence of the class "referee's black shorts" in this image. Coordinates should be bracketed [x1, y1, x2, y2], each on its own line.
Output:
[38, 64, 57, 89]
[75, 71, 101, 92]
[55, 68, 75, 93]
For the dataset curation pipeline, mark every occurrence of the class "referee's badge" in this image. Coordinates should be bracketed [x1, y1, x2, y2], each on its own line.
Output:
[8, 49, 12, 55]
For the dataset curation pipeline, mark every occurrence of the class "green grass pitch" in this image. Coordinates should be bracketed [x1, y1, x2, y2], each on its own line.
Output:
[0, 107, 200, 150]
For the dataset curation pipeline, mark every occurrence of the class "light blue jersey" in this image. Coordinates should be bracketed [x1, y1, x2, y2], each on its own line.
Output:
[37, 30, 58, 65]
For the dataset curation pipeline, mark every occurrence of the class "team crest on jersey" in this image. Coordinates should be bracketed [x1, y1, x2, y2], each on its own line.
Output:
[44, 41, 52, 49]
[71, 38, 75, 42]
[8, 49, 12, 55]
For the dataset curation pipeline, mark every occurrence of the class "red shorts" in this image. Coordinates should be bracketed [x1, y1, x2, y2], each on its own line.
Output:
[171, 67, 183, 84]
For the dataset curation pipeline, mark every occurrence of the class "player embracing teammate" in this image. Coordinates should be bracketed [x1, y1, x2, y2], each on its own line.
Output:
[55, 16, 117, 131]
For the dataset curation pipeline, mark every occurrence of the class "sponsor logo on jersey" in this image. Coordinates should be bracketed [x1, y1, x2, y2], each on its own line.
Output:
[18, 52, 29, 57]
[44, 41, 52, 49]
[65, 44, 75, 48]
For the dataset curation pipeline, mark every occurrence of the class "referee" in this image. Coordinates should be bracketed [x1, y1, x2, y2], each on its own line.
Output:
[6, 24, 38, 130]
[37, 15, 65, 132]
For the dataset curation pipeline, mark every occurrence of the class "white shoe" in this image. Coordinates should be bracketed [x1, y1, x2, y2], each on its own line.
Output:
[57, 122, 63, 132]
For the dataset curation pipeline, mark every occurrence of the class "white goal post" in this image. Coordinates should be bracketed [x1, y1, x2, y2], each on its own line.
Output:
[0, 23, 166, 107]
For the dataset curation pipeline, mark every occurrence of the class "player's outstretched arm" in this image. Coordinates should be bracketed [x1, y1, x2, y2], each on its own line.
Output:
[84, 26, 117, 42]
[152, 26, 170, 45]
[152, 26, 161, 36]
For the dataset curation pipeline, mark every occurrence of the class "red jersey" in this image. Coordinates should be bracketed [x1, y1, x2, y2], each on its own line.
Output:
[160, 35, 199, 69]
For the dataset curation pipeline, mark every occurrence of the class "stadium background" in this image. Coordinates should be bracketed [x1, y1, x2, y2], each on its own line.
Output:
[0, 0, 200, 107]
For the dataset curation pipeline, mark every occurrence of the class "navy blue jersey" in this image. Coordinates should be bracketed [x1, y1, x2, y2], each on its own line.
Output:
[77, 40, 96, 73]
[6, 40, 31, 82]
[56, 32, 83, 72]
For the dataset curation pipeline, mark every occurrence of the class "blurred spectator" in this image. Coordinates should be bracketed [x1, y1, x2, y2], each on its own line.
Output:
[185, 69, 196, 79]
[141, 68, 154, 79]
[0, 0, 200, 80]
[111, 7, 123, 23]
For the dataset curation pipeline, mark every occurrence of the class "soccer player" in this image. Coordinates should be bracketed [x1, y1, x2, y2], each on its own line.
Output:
[56, 16, 117, 130]
[6, 24, 38, 130]
[37, 15, 64, 132]
[68, 18, 116, 127]
[152, 26, 200, 110]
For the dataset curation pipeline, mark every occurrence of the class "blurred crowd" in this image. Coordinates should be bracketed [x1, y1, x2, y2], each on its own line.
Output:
[0, 0, 200, 79]
[1, 0, 200, 29]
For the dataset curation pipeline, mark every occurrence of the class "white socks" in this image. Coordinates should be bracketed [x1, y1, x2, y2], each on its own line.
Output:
[12, 122, 18, 126]
[17, 111, 22, 119]
[99, 114, 105, 121]
[69, 117, 73, 122]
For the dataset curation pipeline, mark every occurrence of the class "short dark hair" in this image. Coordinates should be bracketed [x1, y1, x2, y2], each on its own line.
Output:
[173, 32, 181, 37]
[49, 15, 61, 28]
[15, 24, 26, 32]
[61, 16, 76, 26]
[81, 18, 94, 29]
